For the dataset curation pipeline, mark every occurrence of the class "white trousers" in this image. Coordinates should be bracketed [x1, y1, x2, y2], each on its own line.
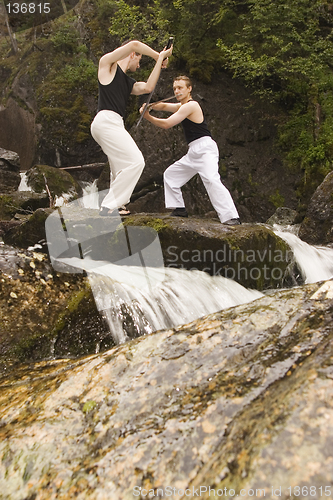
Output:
[90, 110, 145, 210]
[164, 136, 239, 223]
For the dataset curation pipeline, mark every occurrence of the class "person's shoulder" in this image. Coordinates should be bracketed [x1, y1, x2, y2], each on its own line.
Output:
[187, 99, 201, 108]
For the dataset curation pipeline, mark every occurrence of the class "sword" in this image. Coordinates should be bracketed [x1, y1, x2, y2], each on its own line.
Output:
[136, 36, 174, 128]
[146, 94, 180, 109]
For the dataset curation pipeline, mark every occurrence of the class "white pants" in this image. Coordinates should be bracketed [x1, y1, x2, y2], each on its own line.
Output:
[90, 110, 145, 210]
[164, 136, 239, 223]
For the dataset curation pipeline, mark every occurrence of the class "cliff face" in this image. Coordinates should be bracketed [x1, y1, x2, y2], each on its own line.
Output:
[0, 0, 300, 222]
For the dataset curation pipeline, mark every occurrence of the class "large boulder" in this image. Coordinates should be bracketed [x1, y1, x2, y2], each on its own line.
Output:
[3, 210, 296, 290]
[0, 280, 332, 499]
[299, 170, 333, 245]
[2, 207, 53, 248]
[124, 215, 296, 289]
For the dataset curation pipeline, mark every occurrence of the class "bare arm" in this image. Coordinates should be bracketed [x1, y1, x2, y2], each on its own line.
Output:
[131, 46, 173, 95]
[99, 40, 159, 71]
[149, 102, 181, 112]
[140, 101, 199, 129]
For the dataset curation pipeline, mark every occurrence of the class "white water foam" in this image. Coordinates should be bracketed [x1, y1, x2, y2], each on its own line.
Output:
[80, 180, 100, 209]
[58, 256, 263, 344]
[273, 225, 333, 283]
[18, 173, 32, 191]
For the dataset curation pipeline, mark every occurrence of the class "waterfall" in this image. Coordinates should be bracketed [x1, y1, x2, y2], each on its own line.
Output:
[80, 180, 100, 209]
[18, 172, 32, 191]
[46, 191, 333, 345]
[272, 225, 333, 284]
[57, 256, 263, 345]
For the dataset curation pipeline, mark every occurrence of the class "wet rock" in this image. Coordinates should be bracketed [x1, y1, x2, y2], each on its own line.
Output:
[124, 215, 296, 290]
[2, 207, 53, 248]
[299, 171, 333, 245]
[0, 280, 332, 499]
[2, 210, 295, 290]
[0, 147, 20, 169]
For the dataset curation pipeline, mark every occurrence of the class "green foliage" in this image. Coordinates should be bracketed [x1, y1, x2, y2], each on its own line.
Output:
[103, 0, 231, 81]
[216, 0, 333, 201]
[107, 0, 169, 47]
[51, 19, 81, 54]
[269, 189, 285, 209]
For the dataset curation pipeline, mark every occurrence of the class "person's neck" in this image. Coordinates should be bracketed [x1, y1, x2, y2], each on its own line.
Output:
[180, 95, 192, 105]
[118, 58, 130, 73]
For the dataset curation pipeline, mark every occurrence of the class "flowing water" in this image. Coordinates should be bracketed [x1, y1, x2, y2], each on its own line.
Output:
[51, 182, 333, 345]
[20, 179, 333, 345]
[18, 172, 32, 191]
[272, 224, 333, 283]
[57, 256, 264, 344]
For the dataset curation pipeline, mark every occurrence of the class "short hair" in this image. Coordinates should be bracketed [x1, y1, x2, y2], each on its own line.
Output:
[173, 75, 192, 88]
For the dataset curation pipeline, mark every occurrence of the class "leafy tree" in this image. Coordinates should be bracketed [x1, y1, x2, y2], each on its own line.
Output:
[217, 0, 333, 199]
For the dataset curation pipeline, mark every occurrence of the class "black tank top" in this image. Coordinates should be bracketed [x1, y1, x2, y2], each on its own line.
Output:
[97, 65, 136, 118]
[181, 115, 212, 144]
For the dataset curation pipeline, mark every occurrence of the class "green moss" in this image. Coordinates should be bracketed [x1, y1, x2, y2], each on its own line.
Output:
[26, 165, 79, 198]
[0, 195, 19, 220]
[83, 400, 97, 414]
[50, 281, 92, 338]
[124, 217, 169, 233]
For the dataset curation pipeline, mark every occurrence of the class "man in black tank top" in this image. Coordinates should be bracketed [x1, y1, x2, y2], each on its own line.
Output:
[91, 40, 173, 216]
[140, 76, 240, 225]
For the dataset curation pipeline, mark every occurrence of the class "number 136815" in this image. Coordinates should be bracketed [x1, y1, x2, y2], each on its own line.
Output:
[6, 3, 50, 14]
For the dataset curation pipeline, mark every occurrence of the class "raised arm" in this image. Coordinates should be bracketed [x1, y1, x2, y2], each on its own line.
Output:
[131, 45, 173, 95]
[99, 40, 159, 71]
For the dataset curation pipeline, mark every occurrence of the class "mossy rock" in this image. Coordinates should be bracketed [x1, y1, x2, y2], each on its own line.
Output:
[299, 171, 333, 245]
[124, 215, 295, 290]
[2, 208, 53, 248]
[0, 192, 50, 221]
[26, 165, 81, 199]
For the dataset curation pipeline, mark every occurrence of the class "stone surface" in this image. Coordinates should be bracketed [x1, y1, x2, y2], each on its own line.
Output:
[266, 206, 298, 226]
[0, 243, 111, 373]
[3, 210, 296, 289]
[25, 164, 81, 200]
[0, 280, 332, 499]
[124, 215, 297, 289]
[0, 191, 49, 221]
[299, 171, 333, 245]
[0, 148, 21, 192]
